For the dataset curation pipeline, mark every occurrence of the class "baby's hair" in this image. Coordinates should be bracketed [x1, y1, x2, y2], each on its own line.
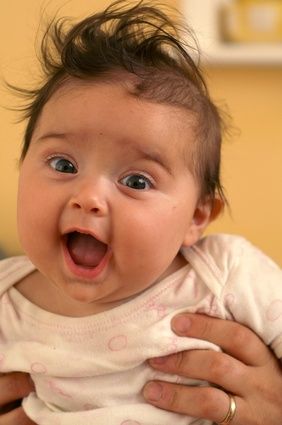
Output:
[14, 0, 226, 203]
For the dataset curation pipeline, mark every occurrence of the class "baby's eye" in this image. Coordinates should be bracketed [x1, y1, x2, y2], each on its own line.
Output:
[48, 157, 77, 174]
[120, 174, 152, 190]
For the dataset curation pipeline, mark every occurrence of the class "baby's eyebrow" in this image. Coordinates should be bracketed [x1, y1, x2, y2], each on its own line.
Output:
[35, 132, 173, 175]
[134, 146, 173, 175]
[35, 132, 69, 143]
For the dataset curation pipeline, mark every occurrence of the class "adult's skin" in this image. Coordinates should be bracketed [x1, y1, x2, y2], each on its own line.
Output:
[143, 314, 282, 424]
[0, 314, 281, 425]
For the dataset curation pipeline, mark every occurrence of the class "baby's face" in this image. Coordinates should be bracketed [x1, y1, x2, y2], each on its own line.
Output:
[17, 78, 211, 315]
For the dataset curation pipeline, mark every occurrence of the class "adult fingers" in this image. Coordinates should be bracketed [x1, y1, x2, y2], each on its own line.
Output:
[148, 349, 248, 395]
[143, 382, 242, 424]
[171, 313, 272, 366]
[0, 406, 36, 425]
[0, 373, 34, 407]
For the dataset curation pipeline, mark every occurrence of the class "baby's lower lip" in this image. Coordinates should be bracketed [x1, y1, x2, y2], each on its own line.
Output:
[62, 241, 112, 280]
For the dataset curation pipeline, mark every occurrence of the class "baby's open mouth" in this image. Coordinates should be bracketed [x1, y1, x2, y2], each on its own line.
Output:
[65, 231, 108, 268]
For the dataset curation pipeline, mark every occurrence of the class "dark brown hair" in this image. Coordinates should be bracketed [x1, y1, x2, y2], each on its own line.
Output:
[14, 0, 226, 203]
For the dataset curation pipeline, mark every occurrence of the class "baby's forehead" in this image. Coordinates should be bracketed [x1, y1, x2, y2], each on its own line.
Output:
[43, 74, 198, 134]
[35, 76, 197, 164]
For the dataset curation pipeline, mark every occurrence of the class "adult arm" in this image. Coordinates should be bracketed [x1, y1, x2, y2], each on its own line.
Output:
[0, 372, 35, 424]
[143, 313, 282, 425]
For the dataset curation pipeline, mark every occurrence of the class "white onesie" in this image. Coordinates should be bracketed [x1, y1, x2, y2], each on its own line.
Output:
[0, 234, 281, 425]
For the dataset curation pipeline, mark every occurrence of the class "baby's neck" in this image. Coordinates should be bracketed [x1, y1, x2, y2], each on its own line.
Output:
[15, 253, 188, 317]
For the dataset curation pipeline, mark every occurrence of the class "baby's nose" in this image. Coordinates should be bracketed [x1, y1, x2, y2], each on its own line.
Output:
[69, 181, 109, 216]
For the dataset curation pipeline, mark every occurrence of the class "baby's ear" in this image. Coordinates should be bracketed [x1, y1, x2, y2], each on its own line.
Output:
[182, 197, 224, 247]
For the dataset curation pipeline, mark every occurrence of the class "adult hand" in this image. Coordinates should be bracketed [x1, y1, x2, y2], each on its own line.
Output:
[143, 313, 282, 424]
[0, 372, 36, 424]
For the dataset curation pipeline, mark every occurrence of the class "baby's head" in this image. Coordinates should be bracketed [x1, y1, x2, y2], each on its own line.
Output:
[16, 1, 226, 312]
[20, 0, 225, 206]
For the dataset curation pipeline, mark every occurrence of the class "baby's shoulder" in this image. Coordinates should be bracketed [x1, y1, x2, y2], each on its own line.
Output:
[185, 233, 252, 271]
[194, 233, 277, 263]
[182, 234, 280, 293]
[0, 256, 35, 295]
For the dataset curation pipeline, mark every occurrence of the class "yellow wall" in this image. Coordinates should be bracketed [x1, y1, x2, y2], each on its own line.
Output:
[205, 66, 282, 265]
[0, 1, 281, 265]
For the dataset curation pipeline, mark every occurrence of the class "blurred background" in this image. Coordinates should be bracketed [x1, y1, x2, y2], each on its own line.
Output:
[0, 0, 281, 265]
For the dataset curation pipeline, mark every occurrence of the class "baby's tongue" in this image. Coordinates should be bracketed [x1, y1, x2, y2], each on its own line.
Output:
[67, 232, 107, 267]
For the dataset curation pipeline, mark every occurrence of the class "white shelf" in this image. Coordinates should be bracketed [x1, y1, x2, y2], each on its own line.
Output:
[181, 0, 282, 65]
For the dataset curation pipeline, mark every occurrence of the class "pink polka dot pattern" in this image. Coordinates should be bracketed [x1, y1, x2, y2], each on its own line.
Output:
[145, 301, 167, 318]
[110, 316, 122, 326]
[48, 380, 72, 398]
[30, 362, 47, 374]
[266, 300, 282, 321]
[0, 353, 5, 363]
[108, 335, 128, 351]
[121, 421, 141, 425]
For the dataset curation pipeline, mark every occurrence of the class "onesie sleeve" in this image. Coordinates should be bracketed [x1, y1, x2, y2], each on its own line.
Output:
[217, 236, 282, 360]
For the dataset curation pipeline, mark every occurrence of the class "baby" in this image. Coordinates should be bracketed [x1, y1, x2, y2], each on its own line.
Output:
[0, 1, 281, 424]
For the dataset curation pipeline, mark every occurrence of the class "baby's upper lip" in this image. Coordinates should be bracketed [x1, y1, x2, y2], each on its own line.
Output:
[62, 227, 107, 246]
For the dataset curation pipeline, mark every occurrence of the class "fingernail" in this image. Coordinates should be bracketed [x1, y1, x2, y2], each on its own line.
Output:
[143, 382, 163, 401]
[172, 314, 191, 334]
